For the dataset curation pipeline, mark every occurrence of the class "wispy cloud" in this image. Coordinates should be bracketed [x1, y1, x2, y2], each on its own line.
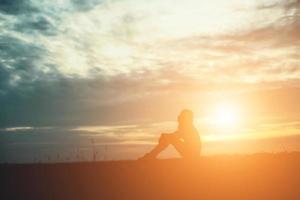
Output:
[1, 0, 299, 82]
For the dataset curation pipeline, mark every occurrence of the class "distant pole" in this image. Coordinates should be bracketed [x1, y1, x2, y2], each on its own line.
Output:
[77, 148, 80, 162]
[104, 145, 108, 161]
[91, 138, 96, 162]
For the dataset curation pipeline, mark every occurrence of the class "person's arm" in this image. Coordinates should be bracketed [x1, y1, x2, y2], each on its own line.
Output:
[172, 130, 184, 141]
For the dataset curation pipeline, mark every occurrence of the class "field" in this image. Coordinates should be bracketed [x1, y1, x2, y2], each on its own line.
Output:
[1, 153, 300, 200]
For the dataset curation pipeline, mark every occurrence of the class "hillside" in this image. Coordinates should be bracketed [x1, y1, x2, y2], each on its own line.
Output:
[1, 153, 300, 200]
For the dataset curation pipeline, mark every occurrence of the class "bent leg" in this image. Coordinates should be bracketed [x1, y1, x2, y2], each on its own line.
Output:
[141, 133, 176, 159]
[147, 134, 172, 157]
[174, 142, 201, 159]
[140, 134, 200, 160]
[170, 139, 201, 159]
[170, 139, 187, 157]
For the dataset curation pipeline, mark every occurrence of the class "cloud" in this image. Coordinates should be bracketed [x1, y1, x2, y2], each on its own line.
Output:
[0, 68, 203, 127]
[0, 0, 37, 15]
[257, 0, 300, 10]
[0, 0, 300, 128]
[1, 0, 299, 81]
[0, 63, 300, 128]
[12, 15, 58, 35]
[71, 0, 104, 11]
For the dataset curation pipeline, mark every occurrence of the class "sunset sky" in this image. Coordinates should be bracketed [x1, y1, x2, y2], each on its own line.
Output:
[1, 0, 300, 163]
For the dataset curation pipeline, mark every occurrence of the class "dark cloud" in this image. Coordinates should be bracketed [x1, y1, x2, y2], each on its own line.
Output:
[0, 63, 208, 127]
[0, 0, 98, 36]
[285, 0, 300, 10]
[12, 15, 59, 35]
[71, 0, 104, 11]
[0, 0, 104, 15]
[0, 69, 188, 127]
[0, 34, 67, 127]
[0, 0, 61, 35]
[1, 63, 300, 128]
[257, 0, 300, 10]
[0, 34, 58, 85]
[0, 0, 37, 15]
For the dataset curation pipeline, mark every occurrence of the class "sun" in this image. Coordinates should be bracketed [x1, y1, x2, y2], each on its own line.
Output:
[206, 102, 241, 129]
[215, 106, 237, 127]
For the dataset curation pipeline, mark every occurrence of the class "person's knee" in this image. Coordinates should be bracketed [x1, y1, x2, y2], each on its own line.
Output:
[159, 133, 170, 144]
[159, 134, 166, 143]
[160, 133, 177, 144]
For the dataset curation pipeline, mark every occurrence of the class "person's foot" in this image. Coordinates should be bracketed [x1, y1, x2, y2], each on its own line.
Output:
[138, 153, 156, 161]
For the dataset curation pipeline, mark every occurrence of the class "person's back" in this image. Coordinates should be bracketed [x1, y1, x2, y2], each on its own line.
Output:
[175, 109, 201, 158]
[139, 109, 201, 160]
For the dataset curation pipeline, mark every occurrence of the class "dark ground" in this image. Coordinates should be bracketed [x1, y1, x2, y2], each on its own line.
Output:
[1, 153, 300, 200]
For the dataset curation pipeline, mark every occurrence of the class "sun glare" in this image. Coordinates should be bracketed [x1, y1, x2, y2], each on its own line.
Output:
[215, 106, 237, 127]
[206, 102, 241, 130]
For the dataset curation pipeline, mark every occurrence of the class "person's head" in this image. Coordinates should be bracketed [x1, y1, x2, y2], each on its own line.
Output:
[177, 109, 194, 126]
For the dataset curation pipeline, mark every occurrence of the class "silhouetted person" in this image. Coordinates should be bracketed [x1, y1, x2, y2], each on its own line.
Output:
[140, 109, 201, 160]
